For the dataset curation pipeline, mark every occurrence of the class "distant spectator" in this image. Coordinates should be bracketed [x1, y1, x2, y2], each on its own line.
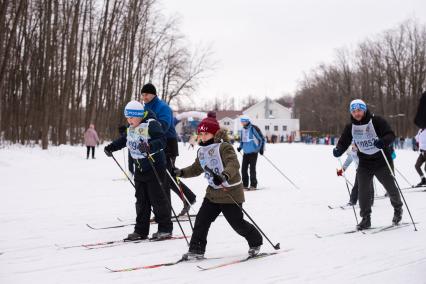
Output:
[84, 124, 99, 159]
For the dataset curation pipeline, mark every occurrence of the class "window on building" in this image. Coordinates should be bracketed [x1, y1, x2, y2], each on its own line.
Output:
[282, 125, 287, 131]
[274, 125, 278, 131]
[265, 125, 269, 131]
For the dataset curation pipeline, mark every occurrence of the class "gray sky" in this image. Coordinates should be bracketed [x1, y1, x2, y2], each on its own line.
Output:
[160, 0, 426, 107]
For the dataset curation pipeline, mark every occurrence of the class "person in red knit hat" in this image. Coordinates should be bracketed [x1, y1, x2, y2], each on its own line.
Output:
[174, 117, 263, 260]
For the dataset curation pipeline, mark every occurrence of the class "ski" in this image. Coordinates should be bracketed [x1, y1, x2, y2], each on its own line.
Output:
[105, 257, 218, 272]
[313, 227, 390, 238]
[55, 235, 187, 250]
[367, 222, 415, 234]
[328, 204, 358, 210]
[87, 215, 197, 230]
[196, 250, 291, 271]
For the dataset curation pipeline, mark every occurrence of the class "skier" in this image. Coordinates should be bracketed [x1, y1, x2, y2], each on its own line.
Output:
[174, 117, 263, 259]
[140, 83, 197, 216]
[104, 101, 173, 241]
[84, 124, 99, 159]
[414, 128, 426, 186]
[237, 115, 265, 190]
[333, 99, 403, 230]
[337, 144, 374, 206]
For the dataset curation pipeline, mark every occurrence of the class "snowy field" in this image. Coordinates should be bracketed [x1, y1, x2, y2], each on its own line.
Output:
[1, 142, 426, 284]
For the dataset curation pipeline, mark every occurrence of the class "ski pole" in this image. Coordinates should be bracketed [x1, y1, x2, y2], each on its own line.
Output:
[141, 143, 190, 246]
[111, 153, 135, 188]
[338, 158, 359, 225]
[204, 166, 280, 250]
[394, 167, 415, 188]
[165, 169, 195, 231]
[380, 150, 417, 231]
[258, 153, 300, 190]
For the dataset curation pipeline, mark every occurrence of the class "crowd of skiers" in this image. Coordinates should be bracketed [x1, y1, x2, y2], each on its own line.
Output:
[100, 82, 425, 258]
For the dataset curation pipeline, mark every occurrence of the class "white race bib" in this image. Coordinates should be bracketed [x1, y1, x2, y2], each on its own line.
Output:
[126, 121, 151, 159]
[352, 119, 379, 155]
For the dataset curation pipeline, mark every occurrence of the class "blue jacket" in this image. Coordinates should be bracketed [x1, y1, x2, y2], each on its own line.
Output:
[144, 96, 177, 140]
[239, 123, 265, 154]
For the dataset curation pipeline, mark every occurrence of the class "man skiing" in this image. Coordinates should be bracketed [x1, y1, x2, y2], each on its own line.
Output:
[104, 101, 173, 241]
[140, 83, 197, 216]
[174, 117, 263, 260]
[237, 115, 265, 190]
[333, 99, 403, 230]
[414, 128, 426, 186]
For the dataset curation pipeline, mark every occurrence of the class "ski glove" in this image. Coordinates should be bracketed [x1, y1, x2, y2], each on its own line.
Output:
[212, 172, 228, 186]
[174, 168, 183, 177]
[104, 146, 113, 157]
[374, 139, 385, 149]
[139, 141, 150, 153]
[237, 147, 242, 152]
[336, 168, 343, 176]
[333, 147, 344, 157]
[259, 146, 264, 155]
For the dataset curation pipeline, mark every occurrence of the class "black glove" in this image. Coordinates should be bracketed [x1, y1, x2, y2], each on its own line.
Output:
[259, 146, 264, 155]
[174, 168, 183, 177]
[374, 139, 385, 149]
[212, 172, 228, 186]
[139, 141, 150, 153]
[237, 147, 242, 152]
[333, 147, 344, 158]
[104, 146, 113, 157]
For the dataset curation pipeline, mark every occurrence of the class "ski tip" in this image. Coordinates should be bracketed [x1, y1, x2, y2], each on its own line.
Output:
[314, 234, 322, 239]
[105, 266, 115, 272]
[196, 265, 207, 271]
[86, 224, 96, 230]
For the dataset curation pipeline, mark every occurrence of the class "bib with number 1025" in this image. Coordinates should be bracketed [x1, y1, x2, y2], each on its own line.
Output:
[351, 119, 380, 155]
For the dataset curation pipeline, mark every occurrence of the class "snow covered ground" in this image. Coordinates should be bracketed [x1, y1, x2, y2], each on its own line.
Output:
[1, 143, 426, 284]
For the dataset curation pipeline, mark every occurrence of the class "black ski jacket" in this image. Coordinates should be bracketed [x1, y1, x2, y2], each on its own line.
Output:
[336, 110, 395, 170]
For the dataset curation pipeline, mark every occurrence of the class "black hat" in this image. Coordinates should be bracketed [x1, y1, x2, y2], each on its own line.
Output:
[141, 83, 157, 96]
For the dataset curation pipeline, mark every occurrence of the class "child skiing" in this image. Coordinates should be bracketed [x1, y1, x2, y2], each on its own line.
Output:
[104, 101, 173, 241]
[333, 99, 403, 230]
[174, 117, 263, 259]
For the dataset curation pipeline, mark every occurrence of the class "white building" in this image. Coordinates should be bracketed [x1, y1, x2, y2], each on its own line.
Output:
[217, 98, 300, 142]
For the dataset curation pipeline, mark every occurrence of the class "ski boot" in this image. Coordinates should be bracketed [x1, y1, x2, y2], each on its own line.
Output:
[249, 185, 257, 191]
[150, 231, 172, 241]
[392, 207, 403, 225]
[182, 250, 205, 261]
[356, 215, 371, 230]
[346, 200, 356, 206]
[124, 232, 148, 241]
[416, 177, 426, 187]
[248, 245, 261, 257]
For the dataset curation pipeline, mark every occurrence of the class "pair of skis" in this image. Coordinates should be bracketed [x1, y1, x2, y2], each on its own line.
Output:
[105, 250, 291, 272]
[86, 215, 197, 230]
[315, 222, 413, 238]
[55, 235, 188, 250]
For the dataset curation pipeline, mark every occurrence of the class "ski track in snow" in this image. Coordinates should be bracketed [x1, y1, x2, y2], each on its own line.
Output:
[1, 143, 426, 283]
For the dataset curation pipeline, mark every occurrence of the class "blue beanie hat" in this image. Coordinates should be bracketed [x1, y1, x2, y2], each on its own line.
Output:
[124, 100, 144, 118]
[349, 99, 367, 113]
[240, 115, 250, 123]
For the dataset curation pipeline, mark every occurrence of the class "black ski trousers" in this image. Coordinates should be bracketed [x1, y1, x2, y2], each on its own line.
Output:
[86, 146, 95, 158]
[189, 198, 263, 254]
[242, 152, 258, 187]
[415, 151, 426, 177]
[349, 173, 374, 206]
[357, 164, 403, 218]
[134, 168, 172, 236]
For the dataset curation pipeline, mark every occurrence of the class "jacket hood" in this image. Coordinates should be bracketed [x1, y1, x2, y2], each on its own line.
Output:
[214, 128, 230, 143]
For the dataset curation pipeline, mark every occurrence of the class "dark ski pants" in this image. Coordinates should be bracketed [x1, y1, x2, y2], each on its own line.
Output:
[164, 156, 196, 205]
[357, 165, 403, 218]
[134, 168, 172, 236]
[242, 153, 259, 187]
[86, 146, 95, 158]
[350, 174, 374, 206]
[128, 150, 135, 175]
[414, 151, 426, 177]
[189, 198, 263, 254]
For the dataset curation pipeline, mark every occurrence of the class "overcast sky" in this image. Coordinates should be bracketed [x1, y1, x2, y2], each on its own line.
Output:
[160, 0, 426, 107]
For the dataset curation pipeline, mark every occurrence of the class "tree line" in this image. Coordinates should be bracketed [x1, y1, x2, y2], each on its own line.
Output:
[0, 0, 211, 148]
[293, 20, 426, 137]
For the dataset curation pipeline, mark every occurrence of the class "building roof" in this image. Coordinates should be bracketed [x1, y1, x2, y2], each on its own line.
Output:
[243, 98, 291, 115]
[214, 110, 243, 120]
